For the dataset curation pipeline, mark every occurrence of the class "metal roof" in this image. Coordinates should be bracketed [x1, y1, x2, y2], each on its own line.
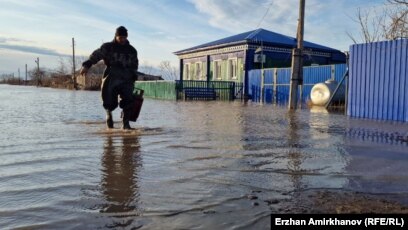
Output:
[174, 28, 339, 55]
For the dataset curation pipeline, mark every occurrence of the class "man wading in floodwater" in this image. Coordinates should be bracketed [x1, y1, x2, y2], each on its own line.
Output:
[80, 26, 139, 130]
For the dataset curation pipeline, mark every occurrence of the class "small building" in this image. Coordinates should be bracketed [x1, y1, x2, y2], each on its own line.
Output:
[136, 72, 163, 81]
[174, 28, 346, 96]
[77, 72, 102, 90]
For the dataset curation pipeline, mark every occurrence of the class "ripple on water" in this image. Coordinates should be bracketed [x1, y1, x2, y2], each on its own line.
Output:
[1, 85, 408, 229]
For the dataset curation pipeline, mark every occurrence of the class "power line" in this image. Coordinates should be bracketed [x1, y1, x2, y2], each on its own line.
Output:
[257, 1, 274, 28]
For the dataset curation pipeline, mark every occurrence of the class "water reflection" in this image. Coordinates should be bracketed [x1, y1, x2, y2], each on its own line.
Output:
[286, 111, 303, 192]
[343, 119, 408, 194]
[100, 135, 142, 216]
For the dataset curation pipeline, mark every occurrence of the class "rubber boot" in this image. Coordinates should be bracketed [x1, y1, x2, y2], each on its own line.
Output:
[122, 109, 132, 130]
[106, 110, 113, 129]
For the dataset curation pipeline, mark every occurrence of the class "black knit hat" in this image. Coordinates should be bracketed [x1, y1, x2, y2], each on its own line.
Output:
[115, 26, 128, 37]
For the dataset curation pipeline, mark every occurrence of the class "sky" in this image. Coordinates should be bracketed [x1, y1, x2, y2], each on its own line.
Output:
[0, 0, 384, 75]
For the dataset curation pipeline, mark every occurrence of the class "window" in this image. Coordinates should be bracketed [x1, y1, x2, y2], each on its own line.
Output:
[195, 62, 202, 80]
[214, 61, 222, 80]
[228, 59, 237, 80]
[184, 63, 190, 80]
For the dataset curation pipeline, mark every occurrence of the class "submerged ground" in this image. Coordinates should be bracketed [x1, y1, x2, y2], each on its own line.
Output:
[0, 85, 407, 229]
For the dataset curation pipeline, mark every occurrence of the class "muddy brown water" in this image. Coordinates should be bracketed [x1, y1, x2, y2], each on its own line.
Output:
[1, 84, 408, 229]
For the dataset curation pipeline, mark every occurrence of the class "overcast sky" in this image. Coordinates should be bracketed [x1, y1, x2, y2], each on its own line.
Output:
[0, 0, 384, 75]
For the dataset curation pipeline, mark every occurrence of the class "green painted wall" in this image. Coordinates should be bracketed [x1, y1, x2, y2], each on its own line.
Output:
[134, 81, 177, 100]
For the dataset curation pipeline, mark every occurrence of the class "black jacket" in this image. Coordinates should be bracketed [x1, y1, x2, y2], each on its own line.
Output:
[82, 40, 138, 71]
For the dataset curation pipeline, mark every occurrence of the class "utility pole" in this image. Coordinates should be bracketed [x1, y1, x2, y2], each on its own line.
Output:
[35, 57, 40, 86]
[18, 68, 20, 85]
[25, 64, 27, 85]
[72, 37, 77, 90]
[261, 41, 264, 104]
[288, 0, 305, 110]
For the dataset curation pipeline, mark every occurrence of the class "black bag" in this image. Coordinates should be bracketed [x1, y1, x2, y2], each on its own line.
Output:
[129, 88, 144, 122]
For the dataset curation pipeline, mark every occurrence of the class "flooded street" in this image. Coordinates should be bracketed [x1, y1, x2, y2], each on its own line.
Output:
[1, 84, 408, 229]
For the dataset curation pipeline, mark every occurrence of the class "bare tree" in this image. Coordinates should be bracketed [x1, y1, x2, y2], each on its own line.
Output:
[347, 7, 386, 43]
[159, 61, 179, 80]
[29, 67, 48, 86]
[348, 1, 408, 43]
[88, 61, 106, 76]
[55, 56, 69, 75]
[0, 73, 20, 85]
[139, 61, 155, 75]
[67, 55, 87, 73]
[385, 0, 408, 39]
[388, 0, 408, 5]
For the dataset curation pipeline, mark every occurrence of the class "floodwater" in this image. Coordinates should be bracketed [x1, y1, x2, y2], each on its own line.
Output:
[1, 84, 408, 229]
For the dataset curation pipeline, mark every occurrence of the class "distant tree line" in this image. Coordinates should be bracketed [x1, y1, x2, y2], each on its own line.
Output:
[1, 55, 179, 89]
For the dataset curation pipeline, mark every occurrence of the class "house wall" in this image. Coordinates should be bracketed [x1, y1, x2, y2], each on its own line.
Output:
[183, 51, 244, 82]
[247, 50, 342, 69]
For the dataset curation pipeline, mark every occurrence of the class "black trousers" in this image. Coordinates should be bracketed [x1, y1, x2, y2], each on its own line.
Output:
[101, 67, 135, 112]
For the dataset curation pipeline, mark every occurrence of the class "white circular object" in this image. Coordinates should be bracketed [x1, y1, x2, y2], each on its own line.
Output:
[310, 80, 345, 106]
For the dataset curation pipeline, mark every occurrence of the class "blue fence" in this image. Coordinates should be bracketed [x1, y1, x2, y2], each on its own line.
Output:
[347, 39, 408, 122]
[248, 64, 347, 104]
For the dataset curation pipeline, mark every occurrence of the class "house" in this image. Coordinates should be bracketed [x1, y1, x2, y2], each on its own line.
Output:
[174, 28, 346, 96]
[136, 72, 163, 81]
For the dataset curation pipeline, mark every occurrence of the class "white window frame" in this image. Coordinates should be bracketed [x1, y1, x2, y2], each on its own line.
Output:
[184, 63, 191, 80]
[214, 60, 222, 80]
[195, 62, 203, 80]
[228, 58, 238, 80]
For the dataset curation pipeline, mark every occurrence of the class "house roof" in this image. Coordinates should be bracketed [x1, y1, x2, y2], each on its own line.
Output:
[174, 28, 339, 55]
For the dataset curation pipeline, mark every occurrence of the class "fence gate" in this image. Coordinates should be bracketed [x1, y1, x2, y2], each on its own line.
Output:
[175, 80, 243, 101]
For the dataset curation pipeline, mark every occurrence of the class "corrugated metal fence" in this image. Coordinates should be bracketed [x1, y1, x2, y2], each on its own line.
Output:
[134, 81, 177, 100]
[248, 64, 347, 104]
[347, 39, 408, 122]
